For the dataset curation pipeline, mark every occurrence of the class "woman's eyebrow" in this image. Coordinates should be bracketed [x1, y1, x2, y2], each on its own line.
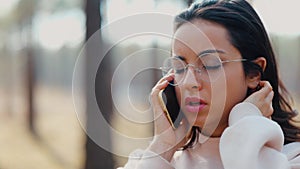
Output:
[198, 49, 226, 56]
[172, 49, 225, 60]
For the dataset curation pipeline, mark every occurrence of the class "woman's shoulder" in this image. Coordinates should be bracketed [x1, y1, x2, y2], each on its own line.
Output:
[282, 142, 300, 162]
[282, 142, 300, 168]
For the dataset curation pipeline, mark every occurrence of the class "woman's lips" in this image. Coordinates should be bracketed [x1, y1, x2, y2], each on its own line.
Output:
[184, 97, 207, 113]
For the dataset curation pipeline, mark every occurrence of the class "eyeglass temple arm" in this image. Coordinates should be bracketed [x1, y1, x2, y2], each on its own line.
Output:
[221, 58, 248, 63]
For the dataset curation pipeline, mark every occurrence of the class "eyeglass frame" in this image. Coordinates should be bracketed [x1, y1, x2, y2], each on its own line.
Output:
[160, 55, 249, 86]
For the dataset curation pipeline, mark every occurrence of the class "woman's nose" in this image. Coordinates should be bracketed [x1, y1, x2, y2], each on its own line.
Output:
[182, 67, 202, 90]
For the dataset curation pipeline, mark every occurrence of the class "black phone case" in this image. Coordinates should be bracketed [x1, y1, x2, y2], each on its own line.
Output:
[162, 84, 184, 128]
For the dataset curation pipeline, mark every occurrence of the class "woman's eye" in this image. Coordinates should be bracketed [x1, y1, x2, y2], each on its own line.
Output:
[203, 64, 221, 70]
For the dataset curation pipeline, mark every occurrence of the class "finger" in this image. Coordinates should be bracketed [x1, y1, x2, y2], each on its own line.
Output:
[263, 103, 273, 118]
[265, 91, 274, 117]
[151, 92, 172, 134]
[157, 73, 175, 84]
[258, 81, 273, 97]
[150, 80, 168, 117]
[151, 73, 175, 112]
[259, 81, 273, 91]
[150, 75, 176, 134]
[265, 90, 274, 103]
[151, 80, 169, 96]
[151, 74, 174, 97]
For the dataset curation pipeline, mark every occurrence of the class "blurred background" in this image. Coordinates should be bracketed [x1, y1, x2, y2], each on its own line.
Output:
[0, 0, 299, 169]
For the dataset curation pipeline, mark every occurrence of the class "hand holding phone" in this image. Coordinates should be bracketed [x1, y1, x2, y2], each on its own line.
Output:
[149, 75, 190, 157]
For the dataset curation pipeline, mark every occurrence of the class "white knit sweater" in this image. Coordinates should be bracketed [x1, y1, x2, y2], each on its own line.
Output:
[118, 102, 300, 169]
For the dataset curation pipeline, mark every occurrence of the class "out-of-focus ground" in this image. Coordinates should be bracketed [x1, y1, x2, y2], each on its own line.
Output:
[0, 84, 154, 169]
[0, 85, 85, 169]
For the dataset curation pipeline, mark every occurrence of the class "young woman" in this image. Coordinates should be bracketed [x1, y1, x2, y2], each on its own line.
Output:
[118, 0, 300, 168]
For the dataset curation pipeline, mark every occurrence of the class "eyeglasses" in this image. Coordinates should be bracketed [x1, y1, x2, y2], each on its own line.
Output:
[160, 53, 248, 86]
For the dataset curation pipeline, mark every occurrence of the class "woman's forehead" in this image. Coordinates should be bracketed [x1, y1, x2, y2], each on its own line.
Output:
[172, 20, 240, 58]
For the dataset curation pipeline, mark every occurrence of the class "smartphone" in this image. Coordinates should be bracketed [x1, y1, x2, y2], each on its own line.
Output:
[159, 83, 184, 129]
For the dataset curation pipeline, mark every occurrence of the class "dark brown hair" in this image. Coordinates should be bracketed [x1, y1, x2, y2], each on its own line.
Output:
[174, 0, 300, 148]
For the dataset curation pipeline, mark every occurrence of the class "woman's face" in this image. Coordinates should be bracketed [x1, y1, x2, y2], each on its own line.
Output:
[172, 19, 249, 137]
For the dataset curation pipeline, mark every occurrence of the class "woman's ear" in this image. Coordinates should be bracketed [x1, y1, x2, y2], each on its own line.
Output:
[246, 57, 266, 89]
[253, 57, 267, 72]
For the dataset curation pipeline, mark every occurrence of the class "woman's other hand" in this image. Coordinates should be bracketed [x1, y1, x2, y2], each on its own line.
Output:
[244, 81, 274, 118]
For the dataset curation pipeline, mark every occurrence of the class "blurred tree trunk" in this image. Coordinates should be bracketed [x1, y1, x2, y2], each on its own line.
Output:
[26, 46, 36, 134]
[17, 0, 36, 134]
[84, 0, 114, 169]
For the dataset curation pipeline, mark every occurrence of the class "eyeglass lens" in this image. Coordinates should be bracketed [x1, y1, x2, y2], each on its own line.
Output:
[161, 54, 223, 86]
